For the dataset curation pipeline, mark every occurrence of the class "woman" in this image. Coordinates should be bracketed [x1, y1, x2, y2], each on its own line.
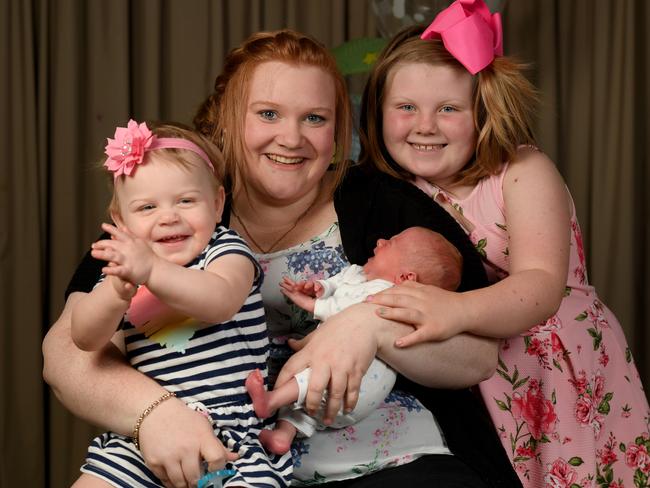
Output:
[43, 30, 520, 487]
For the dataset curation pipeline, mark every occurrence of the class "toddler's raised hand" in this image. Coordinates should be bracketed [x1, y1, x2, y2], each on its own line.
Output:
[91, 223, 157, 285]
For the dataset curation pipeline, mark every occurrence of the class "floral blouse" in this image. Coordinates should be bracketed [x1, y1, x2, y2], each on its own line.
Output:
[256, 222, 450, 484]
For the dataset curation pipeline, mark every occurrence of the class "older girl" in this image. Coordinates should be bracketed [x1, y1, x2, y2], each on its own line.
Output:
[362, 1, 650, 486]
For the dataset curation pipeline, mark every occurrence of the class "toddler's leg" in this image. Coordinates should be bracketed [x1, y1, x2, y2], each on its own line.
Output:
[71, 474, 116, 487]
[259, 420, 298, 455]
[245, 368, 301, 418]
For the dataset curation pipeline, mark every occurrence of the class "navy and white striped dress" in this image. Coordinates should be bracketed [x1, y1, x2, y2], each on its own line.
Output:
[80, 226, 293, 487]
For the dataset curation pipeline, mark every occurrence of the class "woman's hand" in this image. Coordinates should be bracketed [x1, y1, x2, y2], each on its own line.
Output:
[275, 303, 379, 424]
[368, 281, 466, 347]
[139, 398, 239, 488]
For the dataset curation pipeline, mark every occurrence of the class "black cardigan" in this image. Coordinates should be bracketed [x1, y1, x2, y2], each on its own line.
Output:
[65, 164, 521, 487]
[332, 165, 521, 488]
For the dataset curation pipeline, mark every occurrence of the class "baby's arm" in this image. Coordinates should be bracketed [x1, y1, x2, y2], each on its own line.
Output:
[92, 224, 255, 323]
[71, 265, 135, 351]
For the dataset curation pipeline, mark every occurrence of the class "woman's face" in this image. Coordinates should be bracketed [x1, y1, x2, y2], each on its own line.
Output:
[242, 61, 336, 205]
[381, 62, 476, 188]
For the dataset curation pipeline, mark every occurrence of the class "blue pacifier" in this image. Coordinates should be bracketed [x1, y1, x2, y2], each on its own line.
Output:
[197, 468, 236, 488]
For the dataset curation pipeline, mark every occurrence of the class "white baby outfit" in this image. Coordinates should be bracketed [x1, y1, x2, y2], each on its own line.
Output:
[281, 264, 397, 436]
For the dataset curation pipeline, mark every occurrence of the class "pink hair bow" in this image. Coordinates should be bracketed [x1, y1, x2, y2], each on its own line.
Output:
[104, 119, 154, 178]
[421, 0, 503, 75]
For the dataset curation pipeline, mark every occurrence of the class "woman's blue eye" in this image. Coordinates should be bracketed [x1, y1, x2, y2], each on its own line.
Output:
[399, 104, 416, 112]
[440, 105, 456, 113]
[305, 114, 325, 124]
[259, 110, 278, 121]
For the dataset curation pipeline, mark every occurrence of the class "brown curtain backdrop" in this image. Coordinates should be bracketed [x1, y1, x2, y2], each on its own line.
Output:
[1, 1, 647, 486]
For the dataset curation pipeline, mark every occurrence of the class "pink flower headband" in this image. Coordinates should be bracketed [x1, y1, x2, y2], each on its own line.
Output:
[421, 0, 503, 75]
[104, 119, 214, 179]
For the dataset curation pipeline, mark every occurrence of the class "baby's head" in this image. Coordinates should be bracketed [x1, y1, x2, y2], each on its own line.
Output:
[105, 120, 225, 265]
[363, 227, 462, 291]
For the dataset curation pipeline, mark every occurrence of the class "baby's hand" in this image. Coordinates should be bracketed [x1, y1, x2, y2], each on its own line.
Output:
[280, 276, 318, 297]
[91, 223, 157, 285]
[313, 281, 324, 298]
[280, 277, 317, 313]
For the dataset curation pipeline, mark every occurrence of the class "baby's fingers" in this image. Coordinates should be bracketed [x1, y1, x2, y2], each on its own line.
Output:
[280, 276, 296, 289]
[279, 281, 293, 293]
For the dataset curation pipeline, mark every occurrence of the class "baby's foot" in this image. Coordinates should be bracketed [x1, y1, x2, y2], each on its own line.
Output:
[260, 426, 295, 455]
[245, 369, 273, 418]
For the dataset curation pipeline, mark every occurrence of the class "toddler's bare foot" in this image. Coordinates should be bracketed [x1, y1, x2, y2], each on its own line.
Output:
[260, 423, 296, 455]
[245, 369, 273, 418]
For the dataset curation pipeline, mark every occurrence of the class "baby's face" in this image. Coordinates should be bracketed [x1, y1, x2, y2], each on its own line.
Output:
[363, 229, 417, 282]
[113, 154, 224, 266]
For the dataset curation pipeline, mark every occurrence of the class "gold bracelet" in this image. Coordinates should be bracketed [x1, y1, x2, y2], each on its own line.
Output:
[132, 391, 176, 450]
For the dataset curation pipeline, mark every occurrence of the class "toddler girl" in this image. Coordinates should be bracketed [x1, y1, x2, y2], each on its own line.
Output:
[361, 1, 650, 486]
[70, 120, 292, 487]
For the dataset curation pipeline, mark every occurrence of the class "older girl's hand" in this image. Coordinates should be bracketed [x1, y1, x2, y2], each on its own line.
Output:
[367, 281, 466, 347]
[275, 303, 379, 425]
[138, 398, 238, 488]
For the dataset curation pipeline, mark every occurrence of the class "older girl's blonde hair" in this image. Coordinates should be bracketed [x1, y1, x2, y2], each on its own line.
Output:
[359, 25, 539, 187]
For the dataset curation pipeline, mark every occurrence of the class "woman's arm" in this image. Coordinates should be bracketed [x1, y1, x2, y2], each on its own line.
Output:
[275, 301, 498, 424]
[43, 293, 237, 486]
[44, 293, 166, 432]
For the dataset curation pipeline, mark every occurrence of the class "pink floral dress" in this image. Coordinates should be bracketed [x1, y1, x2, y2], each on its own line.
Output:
[415, 165, 650, 488]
